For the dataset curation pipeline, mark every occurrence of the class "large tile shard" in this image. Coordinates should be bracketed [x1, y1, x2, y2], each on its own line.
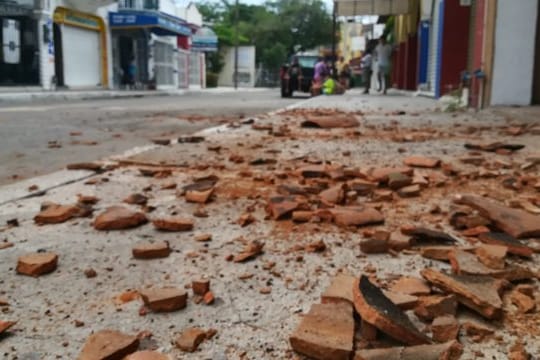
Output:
[331, 207, 384, 227]
[93, 206, 148, 231]
[455, 195, 540, 238]
[352, 276, 431, 346]
[78, 329, 139, 360]
[321, 274, 356, 305]
[289, 302, 354, 360]
[421, 268, 505, 319]
[354, 341, 463, 360]
[478, 232, 533, 258]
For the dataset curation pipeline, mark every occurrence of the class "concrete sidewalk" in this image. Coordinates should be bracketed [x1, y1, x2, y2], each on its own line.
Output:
[0, 92, 538, 359]
[0, 86, 271, 104]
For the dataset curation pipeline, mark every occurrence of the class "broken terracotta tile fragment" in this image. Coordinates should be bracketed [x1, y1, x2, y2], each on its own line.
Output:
[289, 302, 354, 360]
[381, 290, 419, 310]
[203, 291, 215, 305]
[508, 341, 532, 360]
[414, 295, 457, 321]
[420, 247, 459, 261]
[353, 341, 462, 360]
[305, 239, 326, 252]
[192, 279, 210, 296]
[403, 227, 456, 245]
[195, 233, 212, 242]
[78, 329, 139, 360]
[387, 172, 413, 190]
[370, 167, 413, 183]
[331, 207, 384, 227]
[397, 184, 421, 197]
[17, 252, 58, 277]
[34, 204, 90, 225]
[152, 217, 193, 232]
[478, 232, 533, 258]
[266, 196, 300, 219]
[455, 195, 540, 238]
[233, 241, 264, 262]
[475, 244, 507, 270]
[94, 206, 148, 231]
[403, 156, 441, 168]
[431, 315, 459, 343]
[319, 184, 345, 205]
[123, 194, 148, 206]
[360, 231, 389, 254]
[139, 288, 187, 312]
[0, 320, 16, 335]
[301, 115, 359, 129]
[321, 274, 355, 305]
[236, 213, 255, 227]
[175, 328, 207, 352]
[421, 268, 504, 319]
[352, 276, 431, 345]
[509, 290, 536, 313]
[292, 211, 313, 223]
[360, 319, 378, 342]
[390, 277, 431, 296]
[67, 162, 103, 172]
[462, 321, 494, 342]
[124, 351, 171, 360]
[388, 232, 411, 251]
[132, 241, 171, 259]
[448, 249, 505, 276]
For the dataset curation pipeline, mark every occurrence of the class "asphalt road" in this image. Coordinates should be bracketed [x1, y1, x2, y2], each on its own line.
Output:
[0, 89, 305, 186]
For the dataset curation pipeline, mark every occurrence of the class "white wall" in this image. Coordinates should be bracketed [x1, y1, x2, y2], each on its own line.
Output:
[218, 46, 256, 87]
[491, 0, 538, 105]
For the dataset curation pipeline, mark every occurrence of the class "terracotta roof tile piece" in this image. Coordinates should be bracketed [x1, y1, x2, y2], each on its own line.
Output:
[353, 276, 431, 346]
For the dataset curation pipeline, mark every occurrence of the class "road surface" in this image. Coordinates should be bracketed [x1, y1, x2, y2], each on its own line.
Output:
[0, 89, 304, 185]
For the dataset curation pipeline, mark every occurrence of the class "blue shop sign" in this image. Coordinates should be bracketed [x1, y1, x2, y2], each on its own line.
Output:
[109, 11, 191, 36]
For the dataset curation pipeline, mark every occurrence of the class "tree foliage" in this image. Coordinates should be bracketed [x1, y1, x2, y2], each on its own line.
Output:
[199, 0, 333, 71]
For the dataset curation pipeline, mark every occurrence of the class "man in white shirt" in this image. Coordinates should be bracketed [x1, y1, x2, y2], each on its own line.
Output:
[374, 36, 392, 94]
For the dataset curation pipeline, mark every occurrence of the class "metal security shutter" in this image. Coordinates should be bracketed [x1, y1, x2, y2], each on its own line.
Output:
[189, 52, 201, 86]
[177, 50, 189, 88]
[154, 41, 174, 85]
[427, 0, 441, 95]
[62, 25, 100, 87]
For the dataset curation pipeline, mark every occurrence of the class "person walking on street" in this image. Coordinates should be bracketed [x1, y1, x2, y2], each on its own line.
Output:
[374, 36, 392, 94]
[360, 49, 373, 94]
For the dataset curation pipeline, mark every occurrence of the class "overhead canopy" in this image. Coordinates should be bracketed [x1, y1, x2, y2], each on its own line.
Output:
[109, 11, 192, 36]
[335, 0, 412, 16]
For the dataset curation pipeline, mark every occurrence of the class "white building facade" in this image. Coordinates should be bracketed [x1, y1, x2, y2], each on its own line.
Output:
[1, 0, 207, 90]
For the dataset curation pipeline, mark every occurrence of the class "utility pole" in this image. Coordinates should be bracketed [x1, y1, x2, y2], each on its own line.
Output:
[331, 0, 337, 76]
[234, 0, 239, 89]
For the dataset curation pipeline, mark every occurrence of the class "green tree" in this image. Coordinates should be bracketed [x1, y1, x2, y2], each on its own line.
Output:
[198, 0, 333, 71]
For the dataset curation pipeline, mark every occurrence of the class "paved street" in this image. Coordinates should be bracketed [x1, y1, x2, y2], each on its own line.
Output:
[0, 89, 303, 185]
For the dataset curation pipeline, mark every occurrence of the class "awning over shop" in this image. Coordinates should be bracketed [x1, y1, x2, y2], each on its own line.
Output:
[191, 27, 218, 52]
[335, 0, 412, 16]
[109, 11, 191, 36]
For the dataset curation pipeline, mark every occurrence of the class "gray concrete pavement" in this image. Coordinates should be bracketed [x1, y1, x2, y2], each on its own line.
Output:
[0, 90, 538, 359]
[0, 89, 303, 186]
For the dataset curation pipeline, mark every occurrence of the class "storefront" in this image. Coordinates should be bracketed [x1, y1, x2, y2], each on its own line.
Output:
[109, 10, 191, 89]
[52, 6, 107, 88]
[0, 1, 40, 86]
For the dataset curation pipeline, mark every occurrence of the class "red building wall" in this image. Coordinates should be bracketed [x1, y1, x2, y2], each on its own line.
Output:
[404, 34, 418, 90]
[439, 0, 471, 96]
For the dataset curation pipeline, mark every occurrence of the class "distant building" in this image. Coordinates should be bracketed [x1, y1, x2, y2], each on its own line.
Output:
[0, 0, 213, 90]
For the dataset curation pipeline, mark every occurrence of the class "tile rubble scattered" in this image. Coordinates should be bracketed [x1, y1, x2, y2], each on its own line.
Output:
[2, 107, 539, 358]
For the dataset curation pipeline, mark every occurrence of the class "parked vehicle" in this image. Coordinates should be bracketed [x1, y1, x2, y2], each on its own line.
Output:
[280, 54, 318, 97]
